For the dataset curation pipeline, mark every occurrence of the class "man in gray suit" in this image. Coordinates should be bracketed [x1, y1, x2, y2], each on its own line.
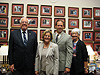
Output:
[52, 20, 73, 75]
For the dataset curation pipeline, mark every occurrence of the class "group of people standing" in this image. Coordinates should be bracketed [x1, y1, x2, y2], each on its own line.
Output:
[8, 17, 88, 75]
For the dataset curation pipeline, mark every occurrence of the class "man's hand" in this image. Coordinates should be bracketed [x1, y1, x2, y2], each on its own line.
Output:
[35, 71, 39, 75]
[10, 64, 14, 72]
[84, 68, 88, 74]
[64, 68, 70, 73]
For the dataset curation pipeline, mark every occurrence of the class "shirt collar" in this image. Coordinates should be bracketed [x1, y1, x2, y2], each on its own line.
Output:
[21, 29, 28, 34]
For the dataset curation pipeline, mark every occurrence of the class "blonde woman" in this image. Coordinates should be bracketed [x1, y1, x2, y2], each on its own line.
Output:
[35, 30, 59, 75]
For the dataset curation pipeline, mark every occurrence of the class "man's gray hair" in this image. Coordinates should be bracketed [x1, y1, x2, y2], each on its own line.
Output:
[20, 17, 29, 24]
[71, 28, 80, 35]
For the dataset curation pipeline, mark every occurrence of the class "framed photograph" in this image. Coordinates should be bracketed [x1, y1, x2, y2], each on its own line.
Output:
[82, 31, 93, 41]
[40, 30, 45, 40]
[27, 4, 38, 15]
[82, 19, 92, 29]
[10, 29, 18, 32]
[84, 42, 93, 49]
[27, 17, 38, 28]
[11, 16, 23, 27]
[54, 6, 65, 17]
[41, 5, 52, 16]
[94, 43, 100, 54]
[40, 17, 52, 28]
[82, 8, 92, 18]
[12, 4, 24, 15]
[68, 30, 72, 35]
[0, 17, 8, 27]
[68, 19, 79, 29]
[31, 30, 37, 34]
[94, 20, 100, 30]
[0, 42, 8, 47]
[94, 32, 100, 42]
[54, 18, 65, 28]
[0, 3, 8, 16]
[93, 7, 100, 18]
[68, 7, 79, 17]
[0, 29, 8, 40]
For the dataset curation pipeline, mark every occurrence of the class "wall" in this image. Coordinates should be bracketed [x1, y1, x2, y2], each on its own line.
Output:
[0, 0, 100, 61]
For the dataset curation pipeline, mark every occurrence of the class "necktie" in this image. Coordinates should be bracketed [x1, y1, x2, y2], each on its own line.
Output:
[56, 34, 59, 43]
[23, 32, 27, 46]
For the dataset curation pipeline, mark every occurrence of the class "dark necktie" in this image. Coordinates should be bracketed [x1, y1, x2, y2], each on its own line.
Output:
[56, 34, 59, 43]
[23, 32, 27, 46]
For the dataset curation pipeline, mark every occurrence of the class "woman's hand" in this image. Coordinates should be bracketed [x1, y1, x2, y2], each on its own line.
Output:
[35, 71, 39, 75]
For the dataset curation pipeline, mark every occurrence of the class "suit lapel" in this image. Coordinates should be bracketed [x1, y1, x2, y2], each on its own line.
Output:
[57, 31, 65, 43]
[17, 29, 24, 45]
[39, 42, 44, 60]
[46, 42, 52, 57]
[27, 31, 31, 45]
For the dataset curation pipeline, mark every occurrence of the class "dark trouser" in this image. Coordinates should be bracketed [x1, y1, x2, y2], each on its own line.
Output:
[12, 69, 34, 75]
[59, 71, 70, 75]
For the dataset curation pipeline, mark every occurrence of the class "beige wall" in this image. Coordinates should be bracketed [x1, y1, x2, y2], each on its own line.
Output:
[0, 0, 100, 61]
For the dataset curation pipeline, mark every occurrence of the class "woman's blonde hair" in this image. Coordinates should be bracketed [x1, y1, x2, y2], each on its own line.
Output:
[42, 30, 53, 41]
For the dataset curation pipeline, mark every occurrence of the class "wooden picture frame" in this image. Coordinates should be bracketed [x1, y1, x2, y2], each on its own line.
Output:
[54, 6, 65, 17]
[41, 5, 52, 16]
[12, 4, 24, 15]
[82, 31, 93, 41]
[0, 42, 8, 47]
[94, 32, 100, 42]
[94, 20, 100, 30]
[27, 4, 38, 15]
[94, 43, 100, 54]
[40, 30, 45, 40]
[0, 17, 8, 27]
[11, 16, 23, 28]
[54, 18, 65, 28]
[68, 19, 79, 29]
[0, 29, 8, 40]
[0, 3, 8, 16]
[82, 19, 92, 29]
[27, 17, 38, 28]
[93, 7, 100, 18]
[82, 8, 92, 18]
[40, 17, 52, 28]
[68, 7, 79, 17]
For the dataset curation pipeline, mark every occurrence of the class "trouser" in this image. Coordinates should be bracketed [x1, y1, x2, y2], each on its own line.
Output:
[59, 71, 70, 75]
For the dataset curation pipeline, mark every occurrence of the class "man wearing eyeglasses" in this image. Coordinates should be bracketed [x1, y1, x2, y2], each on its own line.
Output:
[8, 17, 37, 75]
[52, 20, 73, 75]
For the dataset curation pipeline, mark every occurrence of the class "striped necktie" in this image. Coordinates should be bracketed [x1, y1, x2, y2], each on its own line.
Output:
[23, 32, 27, 46]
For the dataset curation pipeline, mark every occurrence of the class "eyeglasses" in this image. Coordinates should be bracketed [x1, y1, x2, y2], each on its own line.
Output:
[21, 21, 28, 24]
[44, 35, 50, 37]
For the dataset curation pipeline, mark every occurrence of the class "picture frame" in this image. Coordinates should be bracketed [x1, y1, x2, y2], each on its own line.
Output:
[12, 4, 24, 15]
[68, 7, 79, 17]
[0, 42, 8, 47]
[94, 20, 100, 30]
[0, 3, 8, 16]
[0, 29, 8, 40]
[10, 29, 18, 32]
[82, 8, 92, 18]
[94, 32, 100, 42]
[0, 17, 8, 27]
[68, 30, 72, 35]
[68, 19, 79, 29]
[84, 42, 93, 49]
[27, 4, 38, 15]
[82, 19, 92, 29]
[31, 30, 37, 34]
[54, 18, 65, 28]
[40, 17, 52, 28]
[11, 16, 23, 28]
[27, 17, 38, 28]
[41, 5, 52, 16]
[94, 43, 100, 54]
[93, 7, 100, 18]
[82, 31, 93, 41]
[54, 6, 65, 17]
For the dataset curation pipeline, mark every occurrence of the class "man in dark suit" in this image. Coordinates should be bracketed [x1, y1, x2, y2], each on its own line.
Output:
[70, 28, 88, 75]
[8, 17, 37, 75]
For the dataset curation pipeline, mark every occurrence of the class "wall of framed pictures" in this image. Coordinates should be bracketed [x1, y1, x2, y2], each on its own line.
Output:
[0, 0, 100, 61]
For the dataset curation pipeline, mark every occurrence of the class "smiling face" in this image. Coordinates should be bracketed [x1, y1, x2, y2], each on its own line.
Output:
[71, 32, 79, 42]
[56, 21, 64, 34]
[43, 32, 51, 43]
[20, 18, 29, 32]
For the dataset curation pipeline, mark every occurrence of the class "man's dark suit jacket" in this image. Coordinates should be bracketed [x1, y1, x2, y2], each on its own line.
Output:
[71, 39, 88, 72]
[8, 29, 37, 70]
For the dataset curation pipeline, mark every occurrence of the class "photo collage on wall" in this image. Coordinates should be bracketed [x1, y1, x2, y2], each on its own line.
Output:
[0, 2, 100, 54]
